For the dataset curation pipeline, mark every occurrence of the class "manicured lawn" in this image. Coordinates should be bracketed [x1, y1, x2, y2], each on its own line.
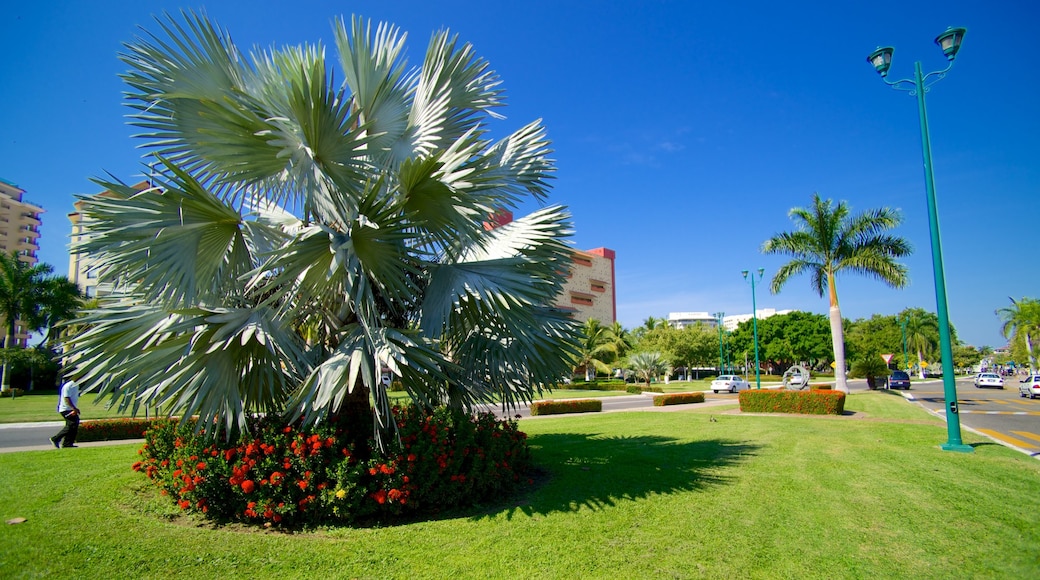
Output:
[2, 391, 1038, 578]
[0, 389, 140, 423]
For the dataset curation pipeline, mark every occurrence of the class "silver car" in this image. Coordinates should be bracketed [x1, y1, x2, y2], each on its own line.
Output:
[1018, 375, 1040, 399]
[711, 374, 750, 394]
[973, 372, 1004, 389]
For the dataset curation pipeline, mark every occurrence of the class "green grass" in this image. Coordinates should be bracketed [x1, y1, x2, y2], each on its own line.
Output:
[2, 391, 1038, 578]
[0, 389, 139, 423]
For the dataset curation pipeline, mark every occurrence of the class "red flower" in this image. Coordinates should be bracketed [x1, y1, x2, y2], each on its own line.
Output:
[297, 480, 308, 491]
[196, 462, 206, 470]
[241, 480, 256, 494]
[370, 489, 387, 504]
[178, 499, 191, 510]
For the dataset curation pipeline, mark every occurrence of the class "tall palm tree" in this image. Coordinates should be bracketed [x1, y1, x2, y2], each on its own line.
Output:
[607, 321, 632, 365]
[762, 194, 911, 393]
[904, 309, 939, 379]
[574, 318, 615, 382]
[66, 12, 581, 449]
[997, 297, 1040, 374]
[0, 252, 81, 392]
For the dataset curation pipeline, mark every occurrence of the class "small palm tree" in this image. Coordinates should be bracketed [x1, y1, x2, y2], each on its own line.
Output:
[574, 318, 614, 382]
[904, 310, 939, 379]
[66, 12, 581, 448]
[628, 351, 669, 388]
[997, 297, 1040, 374]
[762, 194, 911, 393]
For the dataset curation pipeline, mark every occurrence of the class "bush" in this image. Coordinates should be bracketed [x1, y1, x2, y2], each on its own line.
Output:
[652, 392, 705, 406]
[738, 389, 846, 415]
[133, 406, 531, 527]
[808, 384, 833, 391]
[529, 399, 602, 416]
[78, 418, 163, 441]
[625, 385, 642, 394]
[0, 388, 26, 398]
[569, 380, 627, 391]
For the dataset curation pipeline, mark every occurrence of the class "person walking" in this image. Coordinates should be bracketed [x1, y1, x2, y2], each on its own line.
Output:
[50, 379, 80, 448]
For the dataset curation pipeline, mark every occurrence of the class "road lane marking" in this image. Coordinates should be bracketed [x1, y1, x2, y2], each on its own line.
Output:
[956, 410, 1040, 416]
[1012, 431, 1040, 444]
[976, 428, 1040, 450]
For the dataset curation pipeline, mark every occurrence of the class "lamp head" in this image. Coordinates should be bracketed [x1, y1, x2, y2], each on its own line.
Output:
[741, 270, 749, 280]
[757, 268, 765, 277]
[935, 27, 966, 61]
[867, 46, 894, 77]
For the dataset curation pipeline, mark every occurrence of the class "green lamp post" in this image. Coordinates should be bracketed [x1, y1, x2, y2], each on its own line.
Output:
[868, 27, 972, 453]
[742, 269, 765, 389]
[714, 312, 725, 376]
[900, 315, 909, 373]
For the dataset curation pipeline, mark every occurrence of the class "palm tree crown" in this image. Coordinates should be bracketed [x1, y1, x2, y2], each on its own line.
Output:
[997, 297, 1040, 373]
[762, 193, 911, 392]
[67, 12, 581, 445]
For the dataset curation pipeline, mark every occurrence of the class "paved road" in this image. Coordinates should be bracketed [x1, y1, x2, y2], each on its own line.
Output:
[4, 377, 1038, 458]
[904, 375, 1040, 457]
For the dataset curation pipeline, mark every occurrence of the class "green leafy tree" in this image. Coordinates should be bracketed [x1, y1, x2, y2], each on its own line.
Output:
[627, 351, 669, 387]
[66, 13, 581, 449]
[762, 194, 911, 393]
[997, 297, 1040, 374]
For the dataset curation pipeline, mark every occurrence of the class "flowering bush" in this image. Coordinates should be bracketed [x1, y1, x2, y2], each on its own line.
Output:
[737, 389, 846, 415]
[133, 405, 532, 527]
[652, 392, 705, 406]
[77, 418, 161, 442]
[529, 399, 602, 416]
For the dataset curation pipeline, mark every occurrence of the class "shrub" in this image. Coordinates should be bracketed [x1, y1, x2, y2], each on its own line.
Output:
[389, 380, 406, 392]
[0, 388, 26, 398]
[78, 418, 159, 441]
[738, 389, 845, 415]
[625, 385, 642, 394]
[652, 392, 705, 406]
[808, 384, 833, 391]
[529, 399, 602, 416]
[570, 380, 627, 391]
[133, 405, 531, 527]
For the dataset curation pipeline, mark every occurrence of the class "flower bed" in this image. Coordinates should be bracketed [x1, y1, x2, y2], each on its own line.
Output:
[77, 418, 164, 442]
[652, 392, 705, 406]
[738, 389, 846, 415]
[133, 406, 532, 527]
[529, 399, 602, 416]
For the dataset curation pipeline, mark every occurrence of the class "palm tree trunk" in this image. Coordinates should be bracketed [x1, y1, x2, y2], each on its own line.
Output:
[0, 329, 12, 393]
[829, 305, 848, 393]
[916, 349, 926, 379]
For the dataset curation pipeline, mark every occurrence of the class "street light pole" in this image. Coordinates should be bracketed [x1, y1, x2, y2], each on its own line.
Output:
[868, 27, 972, 453]
[900, 315, 909, 373]
[714, 312, 725, 376]
[742, 269, 765, 389]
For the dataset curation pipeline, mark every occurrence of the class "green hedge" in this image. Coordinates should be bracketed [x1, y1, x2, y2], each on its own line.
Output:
[568, 380, 628, 391]
[738, 389, 846, 415]
[78, 417, 186, 442]
[652, 392, 705, 406]
[529, 399, 602, 416]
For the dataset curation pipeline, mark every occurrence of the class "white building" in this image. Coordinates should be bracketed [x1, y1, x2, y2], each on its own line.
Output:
[668, 309, 794, 331]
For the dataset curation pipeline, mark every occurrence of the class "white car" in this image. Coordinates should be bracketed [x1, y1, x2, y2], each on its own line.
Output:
[711, 374, 750, 394]
[1019, 375, 1040, 399]
[973, 372, 1004, 389]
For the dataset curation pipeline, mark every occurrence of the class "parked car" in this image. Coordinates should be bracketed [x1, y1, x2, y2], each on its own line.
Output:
[1018, 375, 1040, 399]
[973, 372, 1004, 389]
[887, 370, 911, 390]
[711, 375, 750, 394]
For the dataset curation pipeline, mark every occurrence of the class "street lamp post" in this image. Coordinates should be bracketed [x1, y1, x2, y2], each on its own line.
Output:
[900, 315, 909, 373]
[868, 27, 972, 453]
[742, 269, 765, 389]
[714, 312, 725, 376]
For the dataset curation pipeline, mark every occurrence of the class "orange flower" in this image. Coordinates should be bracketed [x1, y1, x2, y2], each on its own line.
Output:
[241, 480, 256, 494]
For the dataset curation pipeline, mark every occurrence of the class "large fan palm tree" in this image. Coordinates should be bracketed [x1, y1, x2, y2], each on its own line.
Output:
[762, 194, 911, 393]
[66, 12, 581, 448]
[997, 297, 1040, 374]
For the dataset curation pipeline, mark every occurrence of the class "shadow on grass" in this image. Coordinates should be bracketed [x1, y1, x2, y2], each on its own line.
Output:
[480, 433, 759, 521]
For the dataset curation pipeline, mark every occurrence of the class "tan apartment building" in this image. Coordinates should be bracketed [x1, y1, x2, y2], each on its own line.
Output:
[67, 181, 149, 298]
[0, 178, 44, 346]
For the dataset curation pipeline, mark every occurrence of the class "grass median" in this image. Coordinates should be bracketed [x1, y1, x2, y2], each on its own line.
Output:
[1, 391, 1037, 578]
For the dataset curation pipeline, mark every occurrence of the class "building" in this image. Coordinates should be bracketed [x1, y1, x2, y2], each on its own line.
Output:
[667, 309, 794, 331]
[0, 178, 44, 346]
[668, 312, 719, 329]
[485, 211, 616, 324]
[68, 181, 149, 298]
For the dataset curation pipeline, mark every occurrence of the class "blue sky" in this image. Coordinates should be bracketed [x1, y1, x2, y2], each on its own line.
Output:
[3, 1, 1037, 347]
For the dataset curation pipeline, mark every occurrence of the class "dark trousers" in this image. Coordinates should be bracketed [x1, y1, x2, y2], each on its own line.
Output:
[53, 411, 80, 447]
